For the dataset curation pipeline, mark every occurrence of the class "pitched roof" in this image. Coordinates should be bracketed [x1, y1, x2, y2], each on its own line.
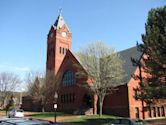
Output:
[53, 14, 70, 32]
[69, 46, 142, 84]
[119, 46, 142, 84]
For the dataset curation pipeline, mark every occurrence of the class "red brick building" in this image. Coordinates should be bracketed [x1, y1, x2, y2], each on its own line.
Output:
[46, 13, 166, 119]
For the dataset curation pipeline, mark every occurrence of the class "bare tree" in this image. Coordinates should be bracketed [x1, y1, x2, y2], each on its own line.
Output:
[5, 95, 15, 115]
[0, 72, 20, 108]
[76, 41, 124, 116]
[26, 71, 56, 112]
[25, 71, 43, 93]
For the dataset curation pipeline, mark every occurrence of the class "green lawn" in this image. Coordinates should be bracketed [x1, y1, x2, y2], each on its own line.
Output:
[145, 117, 166, 123]
[59, 115, 116, 125]
[26, 112, 70, 118]
[2, 110, 166, 125]
[60, 115, 166, 125]
[24, 111, 116, 125]
[0, 110, 6, 116]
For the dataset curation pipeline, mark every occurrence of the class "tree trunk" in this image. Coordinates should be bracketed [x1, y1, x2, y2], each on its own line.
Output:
[93, 94, 98, 115]
[139, 65, 145, 119]
[41, 101, 45, 112]
[99, 95, 104, 117]
[141, 97, 145, 119]
[42, 106, 45, 112]
[6, 110, 8, 116]
[41, 98, 45, 112]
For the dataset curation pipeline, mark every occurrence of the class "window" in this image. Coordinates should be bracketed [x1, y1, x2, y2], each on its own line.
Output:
[62, 70, 75, 86]
[60, 93, 75, 103]
[153, 107, 156, 117]
[64, 95, 66, 103]
[157, 107, 161, 117]
[62, 48, 65, 54]
[161, 106, 165, 117]
[60, 47, 62, 54]
[61, 95, 64, 103]
[148, 108, 152, 118]
[134, 89, 138, 100]
[135, 107, 139, 119]
[59, 47, 68, 55]
[71, 93, 75, 102]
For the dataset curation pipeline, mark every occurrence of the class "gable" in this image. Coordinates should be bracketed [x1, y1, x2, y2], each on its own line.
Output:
[56, 46, 143, 86]
[55, 50, 86, 87]
[119, 46, 142, 84]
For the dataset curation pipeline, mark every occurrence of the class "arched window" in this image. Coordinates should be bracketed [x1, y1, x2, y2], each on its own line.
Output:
[62, 70, 75, 86]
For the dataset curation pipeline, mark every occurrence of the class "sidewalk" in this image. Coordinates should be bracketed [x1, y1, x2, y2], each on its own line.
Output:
[28, 115, 82, 125]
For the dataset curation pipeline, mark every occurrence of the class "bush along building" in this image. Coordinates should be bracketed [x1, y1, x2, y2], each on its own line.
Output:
[23, 12, 166, 119]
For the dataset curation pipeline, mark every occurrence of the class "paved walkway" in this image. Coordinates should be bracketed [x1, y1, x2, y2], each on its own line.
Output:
[27, 115, 82, 125]
[2, 112, 166, 125]
[37, 116, 166, 125]
[0, 115, 81, 125]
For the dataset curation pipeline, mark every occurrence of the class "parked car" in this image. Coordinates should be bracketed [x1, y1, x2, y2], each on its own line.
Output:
[8, 109, 24, 118]
[102, 118, 144, 125]
[0, 118, 57, 125]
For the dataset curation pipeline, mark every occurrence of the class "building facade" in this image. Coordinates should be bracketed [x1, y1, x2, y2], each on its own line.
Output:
[46, 13, 72, 75]
[45, 13, 166, 119]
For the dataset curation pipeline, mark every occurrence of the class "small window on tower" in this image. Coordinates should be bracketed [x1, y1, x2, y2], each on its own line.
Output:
[63, 48, 65, 54]
[60, 47, 62, 54]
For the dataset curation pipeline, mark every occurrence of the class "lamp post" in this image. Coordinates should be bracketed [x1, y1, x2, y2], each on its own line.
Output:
[54, 92, 58, 124]
[19, 88, 25, 108]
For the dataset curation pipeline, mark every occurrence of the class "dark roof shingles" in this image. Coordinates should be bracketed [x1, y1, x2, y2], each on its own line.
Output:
[119, 46, 142, 84]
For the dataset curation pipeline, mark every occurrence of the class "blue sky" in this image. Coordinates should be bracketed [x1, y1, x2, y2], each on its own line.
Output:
[0, 0, 166, 80]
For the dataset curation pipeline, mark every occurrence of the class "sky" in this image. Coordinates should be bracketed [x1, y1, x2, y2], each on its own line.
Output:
[0, 0, 166, 83]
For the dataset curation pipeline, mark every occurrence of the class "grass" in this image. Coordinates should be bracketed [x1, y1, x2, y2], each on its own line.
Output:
[59, 115, 116, 125]
[26, 112, 71, 118]
[0, 110, 6, 116]
[145, 117, 166, 122]
[60, 115, 166, 125]
[2, 110, 166, 125]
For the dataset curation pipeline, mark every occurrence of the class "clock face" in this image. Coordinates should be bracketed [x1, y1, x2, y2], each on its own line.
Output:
[50, 32, 54, 38]
[61, 32, 67, 37]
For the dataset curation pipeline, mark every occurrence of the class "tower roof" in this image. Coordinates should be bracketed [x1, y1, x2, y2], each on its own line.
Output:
[53, 13, 70, 32]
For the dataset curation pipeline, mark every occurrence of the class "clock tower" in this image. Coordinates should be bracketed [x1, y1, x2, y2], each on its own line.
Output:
[46, 13, 72, 74]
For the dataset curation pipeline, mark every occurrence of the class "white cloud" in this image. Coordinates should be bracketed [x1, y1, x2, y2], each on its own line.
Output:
[13, 66, 30, 72]
[0, 64, 30, 72]
[0, 64, 32, 91]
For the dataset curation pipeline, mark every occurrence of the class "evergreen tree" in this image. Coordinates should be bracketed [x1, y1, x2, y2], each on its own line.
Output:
[140, 6, 166, 99]
[5, 95, 15, 116]
[132, 5, 166, 119]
